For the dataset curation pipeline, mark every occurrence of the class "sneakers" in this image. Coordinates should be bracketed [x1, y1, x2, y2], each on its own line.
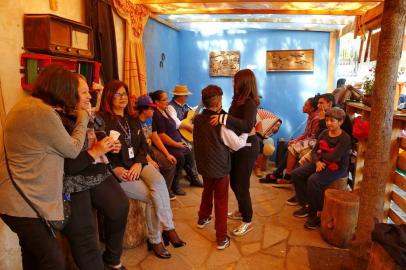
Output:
[304, 216, 321, 230]
[286, 195, 299, 206]
[190, 177, 204, 187]
[169, 192, 177, 201]
[196, 216, 212, 229]
[259, 174, 279, 184]
[293, 206, 309, 218]
[217, 236, 230, 250]
[227, 210, 243, 220]
[232, 222, 253, 236]
[271, 178, 292, 188]
[172, 187, 186, 196]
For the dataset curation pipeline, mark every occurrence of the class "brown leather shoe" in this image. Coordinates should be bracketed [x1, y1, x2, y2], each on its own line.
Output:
[162, 229, 186, 248]
[147, 240, 171, 259]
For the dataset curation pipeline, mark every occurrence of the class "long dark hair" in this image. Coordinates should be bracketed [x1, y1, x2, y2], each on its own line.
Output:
[100, 80, 129, 116]
[232, 69, 260, 107]
[31, 64, 79, 113]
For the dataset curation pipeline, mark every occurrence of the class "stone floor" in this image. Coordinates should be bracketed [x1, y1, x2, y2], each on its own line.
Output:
[121, 166, 348, 270]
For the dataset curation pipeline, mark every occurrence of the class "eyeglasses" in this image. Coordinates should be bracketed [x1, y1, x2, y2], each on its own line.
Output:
[113, 92, 128, 98]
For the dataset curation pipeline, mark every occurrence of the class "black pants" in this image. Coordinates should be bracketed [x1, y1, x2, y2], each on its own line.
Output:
[230, 135, 260, 223]
[63, 176, 129, 269]
[292, 163, 347, 217]
[1, 215, 65, 270]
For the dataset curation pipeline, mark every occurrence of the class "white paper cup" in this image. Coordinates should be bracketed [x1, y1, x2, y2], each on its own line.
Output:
[109, 130, 121, 140]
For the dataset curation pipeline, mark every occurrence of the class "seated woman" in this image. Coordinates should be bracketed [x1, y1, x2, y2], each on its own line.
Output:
[100, 80, 185, 259]
[291, 107, 351, 230]
[136, 95, 178, 199]
[149, 90, 201, 196]
[60, 75, 129, 270]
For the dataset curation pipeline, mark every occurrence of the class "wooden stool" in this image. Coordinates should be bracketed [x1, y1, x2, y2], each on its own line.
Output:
[367, 242, 402, 270]
[326, 177, 348, 190]
[321, 189, 360, 248]
[123, 199, 147, 249]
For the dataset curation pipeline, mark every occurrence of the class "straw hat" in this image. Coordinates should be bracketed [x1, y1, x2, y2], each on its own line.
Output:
[171, 85, 192, 96]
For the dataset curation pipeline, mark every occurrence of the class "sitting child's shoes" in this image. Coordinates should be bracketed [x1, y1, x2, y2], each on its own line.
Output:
[304, 216, 321, 230]
[196, 216, 212, 229]
[293, 206, 309, 218]
[217, 236, 230, 250]
[232, 222, 253, 236]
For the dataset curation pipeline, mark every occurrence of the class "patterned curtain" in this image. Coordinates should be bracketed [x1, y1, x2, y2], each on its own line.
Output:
[113, 0, 149, 114]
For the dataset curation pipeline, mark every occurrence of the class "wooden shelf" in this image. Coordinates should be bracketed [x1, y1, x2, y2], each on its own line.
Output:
[346, 102, 406, 121]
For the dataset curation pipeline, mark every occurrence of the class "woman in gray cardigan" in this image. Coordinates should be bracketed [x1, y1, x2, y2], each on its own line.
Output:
[0, 64, 90, 270]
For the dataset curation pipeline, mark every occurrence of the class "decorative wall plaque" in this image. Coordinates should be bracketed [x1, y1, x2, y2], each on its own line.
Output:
[266, 49, 314, 71]
[209, 51, 240, 76]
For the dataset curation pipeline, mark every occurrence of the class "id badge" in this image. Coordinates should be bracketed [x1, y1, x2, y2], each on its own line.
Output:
[128, 147, 135, 159]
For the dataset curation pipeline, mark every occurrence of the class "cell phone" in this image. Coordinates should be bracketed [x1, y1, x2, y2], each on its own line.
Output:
[95, 131, 107, 141]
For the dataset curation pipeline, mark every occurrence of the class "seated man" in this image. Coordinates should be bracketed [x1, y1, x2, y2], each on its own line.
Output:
[166, 84, 195, 133]
[291, 107, 351, 230]
[260, 96, 319, 186]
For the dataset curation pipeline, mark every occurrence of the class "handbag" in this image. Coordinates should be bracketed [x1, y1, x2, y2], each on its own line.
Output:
[3, 143, 71, 237]
[352, 116, 369, 141]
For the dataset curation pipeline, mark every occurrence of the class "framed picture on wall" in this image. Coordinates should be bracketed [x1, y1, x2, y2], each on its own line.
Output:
[266, 49, 314, 72]
[209, 51, 240, 76]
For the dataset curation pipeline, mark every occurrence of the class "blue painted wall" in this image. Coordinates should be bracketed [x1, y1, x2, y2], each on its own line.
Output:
[143, 19, 180, 92]
[143, 24, 333, 143]
[179, 29, 330, 140]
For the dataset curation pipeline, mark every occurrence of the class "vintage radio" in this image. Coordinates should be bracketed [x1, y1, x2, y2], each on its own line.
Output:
[24, 14, 94, 59]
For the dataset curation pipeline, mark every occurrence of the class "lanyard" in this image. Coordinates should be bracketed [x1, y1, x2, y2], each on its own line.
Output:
[117, 117, 132, 146]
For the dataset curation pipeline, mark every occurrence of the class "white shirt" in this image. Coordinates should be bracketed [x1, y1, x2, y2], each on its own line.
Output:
[165, 104, 182, 129]
[220, 125, 249, 151]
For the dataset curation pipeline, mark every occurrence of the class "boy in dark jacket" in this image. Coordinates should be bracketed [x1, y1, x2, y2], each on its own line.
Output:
[291, 107, 351, 230]
[193, 85, 248, 250]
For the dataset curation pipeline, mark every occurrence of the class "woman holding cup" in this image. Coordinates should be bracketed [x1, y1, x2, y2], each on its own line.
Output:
[100, 80, 185, 259]
[60, 75, 129, 270]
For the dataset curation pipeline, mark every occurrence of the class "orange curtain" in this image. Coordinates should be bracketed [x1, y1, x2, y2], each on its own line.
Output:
[113, 0, 149, 107]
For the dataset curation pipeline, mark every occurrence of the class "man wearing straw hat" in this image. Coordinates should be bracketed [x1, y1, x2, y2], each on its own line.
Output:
[166, 84, 203, 188]
[167, 84, 194, 132]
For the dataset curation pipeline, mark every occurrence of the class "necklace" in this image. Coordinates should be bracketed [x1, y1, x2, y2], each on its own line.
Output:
[117, 117, 132, 146]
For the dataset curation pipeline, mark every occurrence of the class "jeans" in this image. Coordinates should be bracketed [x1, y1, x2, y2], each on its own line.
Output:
[292, 162, 348, 217]
[149, 145, 176, 192]
[120, 164, 175, 244]
[1, 215, 65, 270]
[63, 176, 129, 269]
[198, 175, 229, 241]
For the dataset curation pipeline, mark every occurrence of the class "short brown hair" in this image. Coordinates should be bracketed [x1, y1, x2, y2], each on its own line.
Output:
[325, 107, 346, 121]
[31, 64, 79, 113]
[201, 85, 223, 108]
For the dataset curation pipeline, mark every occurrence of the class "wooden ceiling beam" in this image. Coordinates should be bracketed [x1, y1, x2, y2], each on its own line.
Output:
[148, 8, 366, 16]
[135, 0, 382, 4]
[166, 17, 352, 25]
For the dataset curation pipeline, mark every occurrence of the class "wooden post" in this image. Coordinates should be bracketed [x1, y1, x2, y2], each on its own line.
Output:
[344, 0, 406, 269]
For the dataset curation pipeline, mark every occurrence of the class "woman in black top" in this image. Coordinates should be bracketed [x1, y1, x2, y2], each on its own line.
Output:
[100, 81, 185, 259]
[212, 69, 260, 237]
[61, 75, 129, 270]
